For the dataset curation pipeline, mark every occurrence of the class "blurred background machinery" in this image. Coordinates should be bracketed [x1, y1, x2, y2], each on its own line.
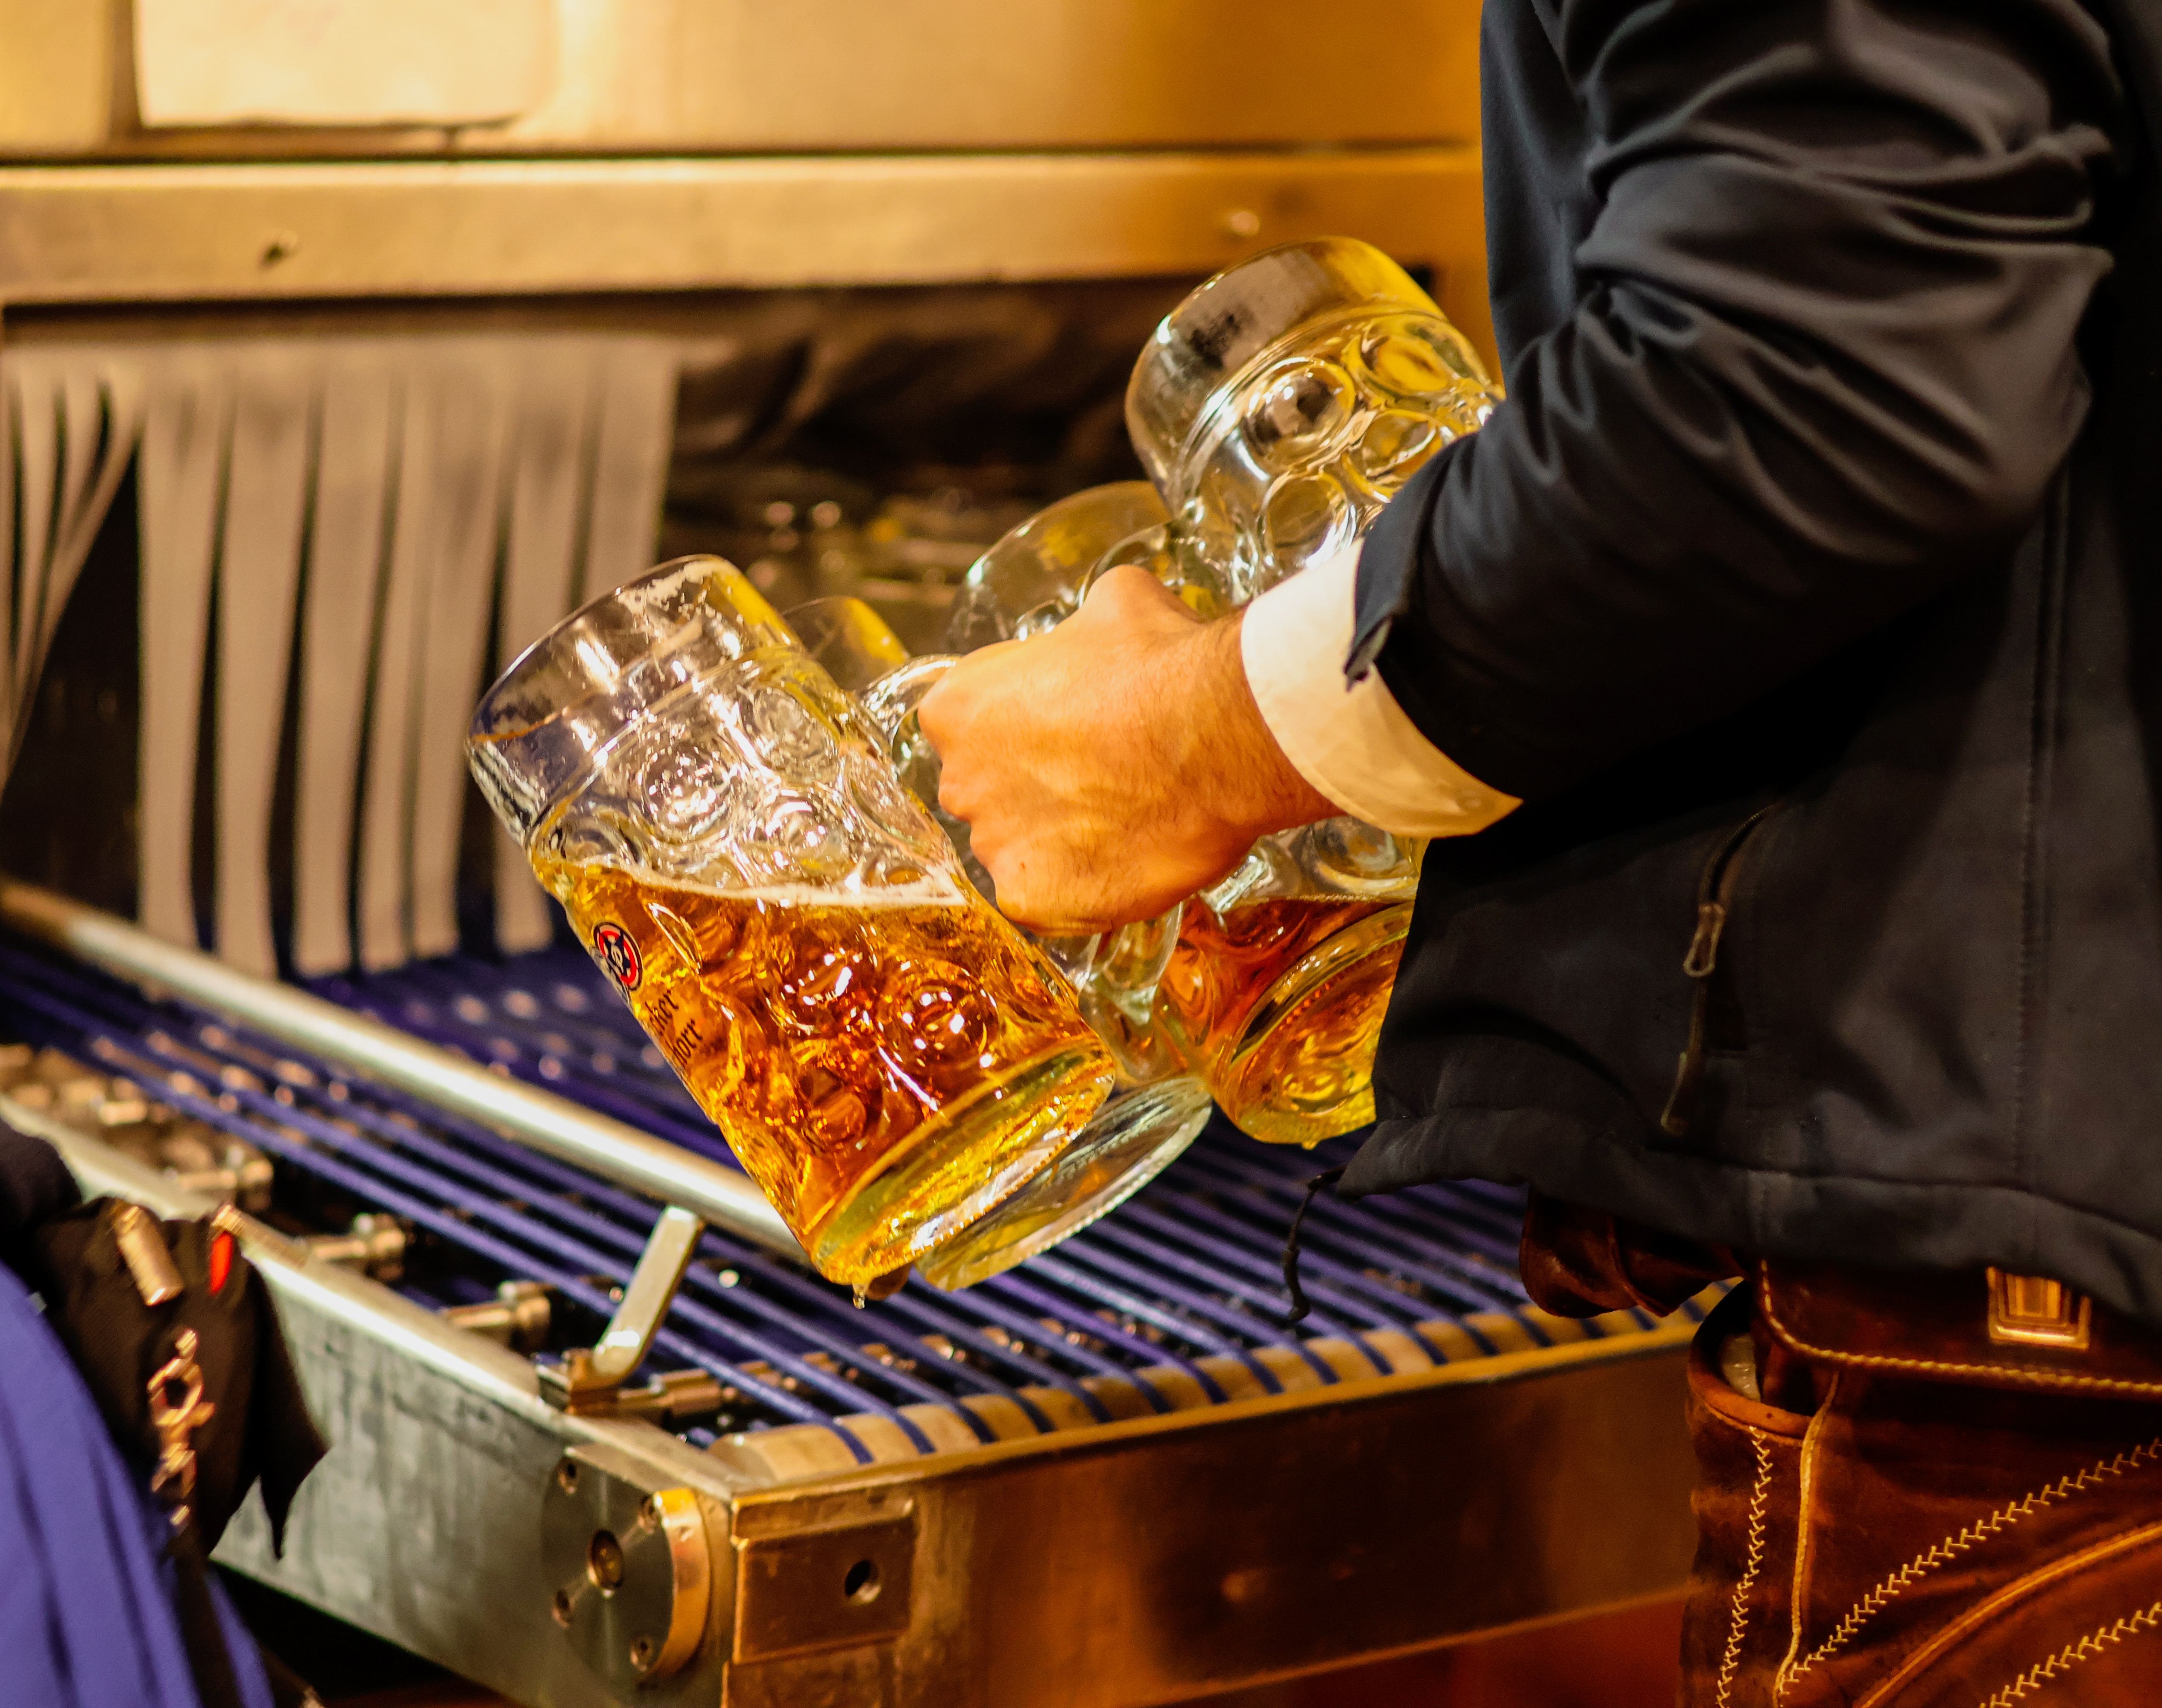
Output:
[0, 6, 1696, 1704]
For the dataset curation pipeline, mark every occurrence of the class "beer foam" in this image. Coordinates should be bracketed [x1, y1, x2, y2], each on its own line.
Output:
[603, 864, 974, 910]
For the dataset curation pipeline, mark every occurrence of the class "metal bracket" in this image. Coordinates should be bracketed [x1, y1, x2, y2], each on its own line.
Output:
[544, 1447, 716, 1690]
[541, 1204, 706, 1414]
[732, 1495, 918, 1663]
[439, 1280, 553, 1353]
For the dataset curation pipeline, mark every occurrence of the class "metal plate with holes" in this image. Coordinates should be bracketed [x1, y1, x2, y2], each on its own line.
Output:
[734, 1497, 917, 1661]
[543, 1446, 716, 1693]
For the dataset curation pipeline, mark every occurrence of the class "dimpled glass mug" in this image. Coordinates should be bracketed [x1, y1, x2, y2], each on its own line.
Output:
[1124, 237, 1501, 1144]
[787, 528, 1213, 1290]
[916, 479, 1429, 1148]
[468, 556, 1115, 1285]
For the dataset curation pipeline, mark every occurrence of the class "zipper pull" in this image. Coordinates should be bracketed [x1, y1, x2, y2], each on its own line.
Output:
[1662, 804, 1773, 1139]
[1682, 901, 1729, 980]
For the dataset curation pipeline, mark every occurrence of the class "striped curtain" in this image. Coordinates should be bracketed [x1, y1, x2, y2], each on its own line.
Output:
[2, 330, 682, 978]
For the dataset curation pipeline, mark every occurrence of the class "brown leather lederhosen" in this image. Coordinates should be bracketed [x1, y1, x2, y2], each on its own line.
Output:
[1521, 1197, 2162, 1705]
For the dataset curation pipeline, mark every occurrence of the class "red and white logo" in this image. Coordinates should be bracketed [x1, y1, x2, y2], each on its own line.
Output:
[592, 921, 642, 991]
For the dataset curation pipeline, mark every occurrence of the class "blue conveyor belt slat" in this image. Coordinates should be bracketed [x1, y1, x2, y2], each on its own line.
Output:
[0, 933, 1603, 1455]
[1074, 1212, 1389, 1375]
[0, 949, 894, 1454]
[1106, 1194, 1444, 1337]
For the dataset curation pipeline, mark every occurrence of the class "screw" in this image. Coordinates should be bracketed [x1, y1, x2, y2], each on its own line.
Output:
[586, 1529, 625, 1594]
[555, 1460, 579, 1494]
[629, 1635, 656, 1673]
[550, 1589, 573, 1628]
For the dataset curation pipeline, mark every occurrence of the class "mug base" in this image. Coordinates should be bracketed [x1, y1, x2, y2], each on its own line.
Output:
[807, 1039, 1115, 1285]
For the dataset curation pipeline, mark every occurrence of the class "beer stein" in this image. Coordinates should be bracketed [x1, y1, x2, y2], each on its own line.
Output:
[1126, 235, 1500, 601]
[1121, 239, 1499, 1143]
[943, 480, 1229, 650]
[788, 579, 1212, 1290]
[468, 557, 1115, 1286]
[924, 480, 1421, 1146]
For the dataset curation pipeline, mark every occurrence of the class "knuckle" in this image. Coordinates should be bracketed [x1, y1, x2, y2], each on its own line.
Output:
[936, 774, 980, 822]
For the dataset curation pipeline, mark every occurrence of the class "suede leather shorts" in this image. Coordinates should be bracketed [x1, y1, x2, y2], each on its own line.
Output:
[1680, 1275, 2162, 1707]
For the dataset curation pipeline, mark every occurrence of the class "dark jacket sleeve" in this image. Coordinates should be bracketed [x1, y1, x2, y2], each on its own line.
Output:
[1355, 0, 2122, 799]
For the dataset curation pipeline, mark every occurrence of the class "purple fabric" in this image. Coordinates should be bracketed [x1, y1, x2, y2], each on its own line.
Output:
[0, 1262, 271, 1708]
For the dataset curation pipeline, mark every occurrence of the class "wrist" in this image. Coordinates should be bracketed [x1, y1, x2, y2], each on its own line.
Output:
[1178, 613, 1340, 848]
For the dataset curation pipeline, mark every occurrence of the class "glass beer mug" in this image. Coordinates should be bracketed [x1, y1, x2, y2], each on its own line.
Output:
[788, 570, 1213, 1291]
[468, 556, 1115, 1285]
[925, 479, 1421, 1147]
[1125, 237, 1501, 1144]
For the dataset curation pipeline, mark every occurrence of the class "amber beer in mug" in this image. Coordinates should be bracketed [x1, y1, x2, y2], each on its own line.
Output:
[789, 579, 1214, 1290]
[547, 863, 1107, 1252]
[1124, 237, 1495, 1142]
[1158, 894, 1407, 1144]
[470, 557, 1113, 1284]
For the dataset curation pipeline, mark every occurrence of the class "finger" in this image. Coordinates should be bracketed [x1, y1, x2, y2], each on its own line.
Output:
[935, 769, 983, 825]
[987, 848, 1159, 937]
[913, 670, 961, 754]
[913, 638, 1018, 752]
[996, 882, 1119, 938]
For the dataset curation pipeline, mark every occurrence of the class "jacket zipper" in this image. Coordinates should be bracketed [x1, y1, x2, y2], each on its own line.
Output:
[1658, 805, 1774, 1139]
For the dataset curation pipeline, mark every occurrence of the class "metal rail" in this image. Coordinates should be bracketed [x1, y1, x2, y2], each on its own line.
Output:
[0, 151, 1483, 305]
[0, 879, 798, 1256]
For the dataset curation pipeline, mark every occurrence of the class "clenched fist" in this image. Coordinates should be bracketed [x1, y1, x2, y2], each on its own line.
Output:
[916, 565, 1338, 933]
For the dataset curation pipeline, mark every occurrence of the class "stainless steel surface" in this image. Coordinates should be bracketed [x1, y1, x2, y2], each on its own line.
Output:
[0, 878, 799, 1256]
[0, 150, 1487, 314]
[0, 0, 1477, 158]
[58, 1107, 1698, 1708]
[21, 1095, 745, 1708]
[720, 1341, 1695, 1707]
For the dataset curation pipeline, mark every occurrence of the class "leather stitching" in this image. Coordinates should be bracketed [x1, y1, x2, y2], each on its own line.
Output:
[1974, 1597, 2162, 1707]
[1719, 1429, 1777, 1708]
[1759, 1287, 2162, 1399]
[1777, 1438, 2162, 1696]
[1853, 1520, 2162, 1708]
[1773, 1374, 1837, 1696]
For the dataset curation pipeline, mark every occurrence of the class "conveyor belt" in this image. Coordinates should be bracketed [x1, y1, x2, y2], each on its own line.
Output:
[0, 925, 1714, 1704]
[0, 933, 1703, 1472]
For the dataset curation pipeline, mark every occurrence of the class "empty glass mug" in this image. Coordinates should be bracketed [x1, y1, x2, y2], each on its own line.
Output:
[1124, 238, 1501, 1144]
[789, 573, 1212, 1290]
[468, 556, 1115, 1285]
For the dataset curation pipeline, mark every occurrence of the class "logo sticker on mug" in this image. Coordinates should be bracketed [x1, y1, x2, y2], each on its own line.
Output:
[592, 921, 642, 991]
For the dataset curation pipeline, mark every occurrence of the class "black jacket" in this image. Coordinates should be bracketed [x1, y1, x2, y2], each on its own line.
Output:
[1349, 0, 2162, 1320]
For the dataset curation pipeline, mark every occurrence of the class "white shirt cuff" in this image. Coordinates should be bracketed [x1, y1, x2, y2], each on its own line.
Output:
[1240, 542, 1519, 839]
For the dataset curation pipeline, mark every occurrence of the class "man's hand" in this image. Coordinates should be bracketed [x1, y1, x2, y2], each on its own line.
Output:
[916, 565, 1339, 933]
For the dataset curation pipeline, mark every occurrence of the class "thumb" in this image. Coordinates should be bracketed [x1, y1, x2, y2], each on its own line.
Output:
[1077, 561, 1196, 629]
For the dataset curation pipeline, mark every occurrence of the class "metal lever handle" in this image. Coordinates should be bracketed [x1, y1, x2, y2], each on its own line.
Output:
[0, 878, 799, 1258]
[590, 1205, 706, 1387]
